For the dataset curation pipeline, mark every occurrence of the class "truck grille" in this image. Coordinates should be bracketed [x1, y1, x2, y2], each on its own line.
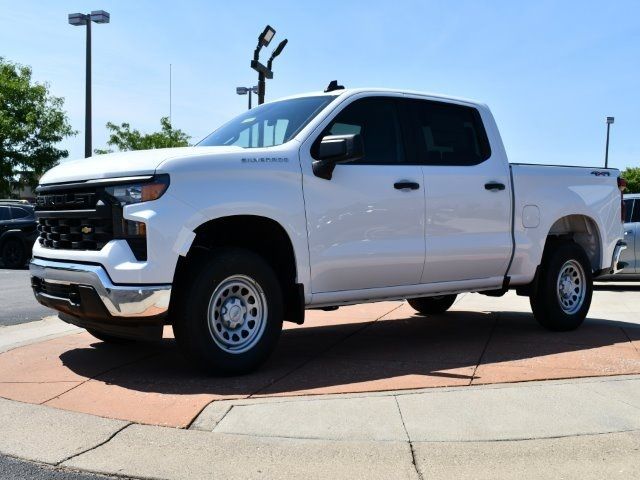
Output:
[35, 191, 97, 210]
[34, 178, 151, 260]
[35, 186, 114, 252]
[37, 216, 113, 250]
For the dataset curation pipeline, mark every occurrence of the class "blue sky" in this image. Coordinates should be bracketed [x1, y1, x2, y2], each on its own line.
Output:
[1, 0, 639, 170]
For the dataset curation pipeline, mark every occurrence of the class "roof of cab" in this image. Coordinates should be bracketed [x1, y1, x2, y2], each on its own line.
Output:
[276, 87, 487, 109]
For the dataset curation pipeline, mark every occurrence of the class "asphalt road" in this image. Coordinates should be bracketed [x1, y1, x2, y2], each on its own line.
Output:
[0, 454, 116, 479]
[0, 267, 53, 326]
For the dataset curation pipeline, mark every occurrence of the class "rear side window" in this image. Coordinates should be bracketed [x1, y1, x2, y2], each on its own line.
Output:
[632, 200, 640, 223]
[11, 206, 32, 220]
[318, 97, 405, 165]
[624, 199, 634, 223]
[406, 99, 491, 166]
[0, 206, 10, 221]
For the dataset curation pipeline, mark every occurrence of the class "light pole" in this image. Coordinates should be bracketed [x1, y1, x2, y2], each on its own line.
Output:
[236, 86, 259, 110]
[604, 116, 614, 168]
[68, 10, 110, 158]
[250, 25, 287, 105]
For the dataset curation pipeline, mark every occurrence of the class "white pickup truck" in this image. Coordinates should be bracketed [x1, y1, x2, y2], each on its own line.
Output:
[30, 87, 627, 374]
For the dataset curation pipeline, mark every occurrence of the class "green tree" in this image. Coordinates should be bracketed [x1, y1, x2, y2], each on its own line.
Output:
[95, 117, 190, 154]
[621, 167, 640, 194]
[0, 57, 75, 197]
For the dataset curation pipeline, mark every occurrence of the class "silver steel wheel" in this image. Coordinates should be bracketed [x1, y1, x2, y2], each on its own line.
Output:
[556, 259, 586, 315]
[207, 274, 268, 354]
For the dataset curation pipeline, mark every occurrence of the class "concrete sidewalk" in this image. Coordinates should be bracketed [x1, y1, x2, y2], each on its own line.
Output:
[0, 376, 639, 479]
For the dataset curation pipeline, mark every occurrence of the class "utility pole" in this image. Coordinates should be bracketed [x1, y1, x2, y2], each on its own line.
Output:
[68, 10, 110, 158]
[169, 63, 172, 147]
[250, 25, 288, 105]
[605, 116, 614, 168]
[236, 86, 258, 110]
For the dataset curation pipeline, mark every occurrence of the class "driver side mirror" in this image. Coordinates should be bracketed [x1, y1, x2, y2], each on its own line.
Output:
[312, 134, 364, 180]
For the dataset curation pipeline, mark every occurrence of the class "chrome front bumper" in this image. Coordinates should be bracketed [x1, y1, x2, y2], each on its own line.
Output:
[30, 258, 171, 321]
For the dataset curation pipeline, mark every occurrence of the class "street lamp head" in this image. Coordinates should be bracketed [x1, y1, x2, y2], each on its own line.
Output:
[270, 39, 288, 59]
[68, 13, 87, 26]
[606, 116, 615, 124]
[236, 87, 249, 95]
[258, 25, 276, 47]
[251, 86, 259, 94]
[90, 10, 110, 24]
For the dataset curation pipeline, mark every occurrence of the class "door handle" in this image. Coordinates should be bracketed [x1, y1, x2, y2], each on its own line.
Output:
[485, 182, 505, 191]
[394, 181, 420, 191]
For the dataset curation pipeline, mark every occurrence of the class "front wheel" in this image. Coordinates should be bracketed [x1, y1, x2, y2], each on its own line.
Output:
[530, 241, 592, 331]
[173, 248, 283, 375]
[408, 294, 457, 315]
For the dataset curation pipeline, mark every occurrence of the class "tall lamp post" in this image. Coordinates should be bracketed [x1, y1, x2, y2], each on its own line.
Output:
[236, 85, 259, 110]
[604, 116, 615, 168]
[250, 25, 288, 105]
[68, 10, 110, 158]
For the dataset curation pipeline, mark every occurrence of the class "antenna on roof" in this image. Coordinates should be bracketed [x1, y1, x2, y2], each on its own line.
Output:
[324, 80, 345, 93]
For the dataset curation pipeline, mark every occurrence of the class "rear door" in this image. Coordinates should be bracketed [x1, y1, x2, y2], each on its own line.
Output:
[402, 97, 513, 284]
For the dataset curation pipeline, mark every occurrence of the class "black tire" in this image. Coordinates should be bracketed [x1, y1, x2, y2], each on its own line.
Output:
[530, 241, 592, 331]
[86, 329, 136, 344]
[1, 238, 26, 269]
[408, 294, 457, 315]
[173, 248, 283, 375]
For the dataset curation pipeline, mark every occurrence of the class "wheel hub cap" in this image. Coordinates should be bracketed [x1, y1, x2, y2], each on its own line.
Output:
[207, 274, 268, 354]
[556, 259, 586, 315]
[221, 298, 247, 329]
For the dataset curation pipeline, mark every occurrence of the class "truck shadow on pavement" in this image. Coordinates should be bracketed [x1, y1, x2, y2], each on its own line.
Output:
[56, 309, 640, 399]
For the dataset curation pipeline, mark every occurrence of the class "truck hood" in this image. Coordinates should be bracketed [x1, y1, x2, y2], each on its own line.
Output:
[39, 146, 242, 185]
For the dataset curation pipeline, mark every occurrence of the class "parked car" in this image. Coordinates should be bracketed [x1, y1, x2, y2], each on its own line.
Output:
[599, 193, 639, 279]
[29, 87, 626, 374]
[0, 200, 37, 268]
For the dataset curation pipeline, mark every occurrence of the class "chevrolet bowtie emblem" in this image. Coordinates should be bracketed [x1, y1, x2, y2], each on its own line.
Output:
[81, 226, 92, 234]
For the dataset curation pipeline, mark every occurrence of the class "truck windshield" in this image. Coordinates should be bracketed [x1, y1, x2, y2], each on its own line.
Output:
[198, 96, 335, 148]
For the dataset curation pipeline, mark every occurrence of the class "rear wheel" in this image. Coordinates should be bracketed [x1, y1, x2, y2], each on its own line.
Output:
[408, 294, 457, 315]
[530, 241, 592, 331]
[173, 248, 283, 375]
[2, 238, 26, 269]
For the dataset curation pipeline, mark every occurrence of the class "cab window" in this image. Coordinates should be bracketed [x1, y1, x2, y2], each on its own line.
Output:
[631, 200, 640, 223]
[624, 199, 634, 223]
[318, 97, 404, 165]
[406, 99, 491, 166]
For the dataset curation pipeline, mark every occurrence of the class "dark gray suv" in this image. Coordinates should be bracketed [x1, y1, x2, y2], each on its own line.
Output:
[0, 201, 37, 268]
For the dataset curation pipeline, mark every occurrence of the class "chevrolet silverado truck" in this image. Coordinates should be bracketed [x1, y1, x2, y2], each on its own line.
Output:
[30, 87, 627, 374]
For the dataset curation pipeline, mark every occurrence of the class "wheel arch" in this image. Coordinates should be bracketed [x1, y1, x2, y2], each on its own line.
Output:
[171, 214, 305, 324]
[544, 214, 602, 272]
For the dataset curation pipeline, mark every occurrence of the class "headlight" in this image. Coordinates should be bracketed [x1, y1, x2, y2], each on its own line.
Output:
[105, 174, 170, 206]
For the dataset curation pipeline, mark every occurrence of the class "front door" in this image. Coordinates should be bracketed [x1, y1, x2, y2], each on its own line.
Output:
[300, 95, 426, 293]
